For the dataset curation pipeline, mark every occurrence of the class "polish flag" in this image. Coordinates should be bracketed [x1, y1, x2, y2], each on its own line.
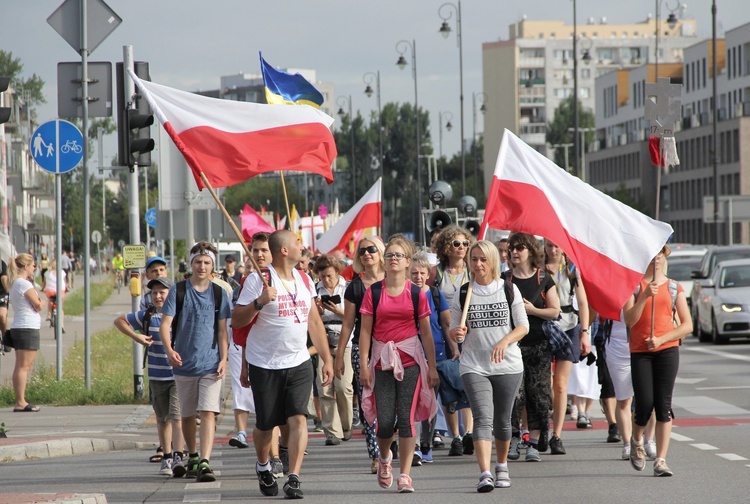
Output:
[240, 204, 274, 243]
[480, 130, 673, 320]
[316, 178, 382, 254]
[128, 71, 336, 190]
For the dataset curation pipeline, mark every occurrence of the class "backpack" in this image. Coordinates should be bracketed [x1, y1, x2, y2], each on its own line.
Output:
[369, 280, 423, 336]
[141, 305, 157, 369]
[171, 280, 224, 350]
[459, 274, 517, 329]
[634, 279, 679, 323]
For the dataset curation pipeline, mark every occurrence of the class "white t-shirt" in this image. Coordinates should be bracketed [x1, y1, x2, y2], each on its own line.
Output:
[45, 269, 66, 293]
[10, 278, 41, 329]
[237, 264, 316, 370]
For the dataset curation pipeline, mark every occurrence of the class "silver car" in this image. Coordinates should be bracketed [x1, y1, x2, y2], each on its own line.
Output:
[695, 258, 750, 344]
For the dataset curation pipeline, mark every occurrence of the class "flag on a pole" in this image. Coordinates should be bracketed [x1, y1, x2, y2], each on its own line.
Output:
[316, 178, 382, 254]
[128, 70, 336, 190]
[240, 204, 275, 243]
[480, 130, 673, 320]
[259, 53, 325, 108]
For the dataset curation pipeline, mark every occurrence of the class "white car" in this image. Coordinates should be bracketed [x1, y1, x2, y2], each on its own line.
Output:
[695, 258, 750, 344]
[667, 257, 702, 307]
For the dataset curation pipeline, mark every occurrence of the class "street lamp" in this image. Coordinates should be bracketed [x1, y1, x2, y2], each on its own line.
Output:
[472, 92, 487, 194]
[572, 0, 593, 179]
[438, 111, 453, 179]
[336, 95, 356, 208]
[363, 71, 384, 184]
[438, 1, 466, 195]
[712, 0, 719, 243]
[568, 127, 595, 182]
[655, 0, 681, 83]
[395, 39, 423, 244]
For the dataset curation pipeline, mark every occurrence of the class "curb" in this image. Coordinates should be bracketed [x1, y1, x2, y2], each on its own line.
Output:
[0, 494, 107, 504]
[0, 438, 157, 463]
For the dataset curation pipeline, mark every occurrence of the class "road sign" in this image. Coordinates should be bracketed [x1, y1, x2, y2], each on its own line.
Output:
[117, 239, 125, 249]
[122, 244, 147, 269]
[91, 230, 102, 244]
[30, 120, 84, 174]
[47, 0, 122, 55]
[145, 208, 157, 228]
[57, 61, 113, 118]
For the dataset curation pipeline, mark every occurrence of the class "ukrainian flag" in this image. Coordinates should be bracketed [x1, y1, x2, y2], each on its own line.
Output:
[260, 53, 324, 108]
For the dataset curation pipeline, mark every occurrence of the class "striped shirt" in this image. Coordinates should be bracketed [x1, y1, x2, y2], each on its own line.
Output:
[125, 309, 174, 381]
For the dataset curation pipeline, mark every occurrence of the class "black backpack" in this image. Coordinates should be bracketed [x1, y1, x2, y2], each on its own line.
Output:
[459, 275, 516, 329]
[141, 305, 158, 369]
[369, 280, 423, 336]
[171, 280, 224, 350]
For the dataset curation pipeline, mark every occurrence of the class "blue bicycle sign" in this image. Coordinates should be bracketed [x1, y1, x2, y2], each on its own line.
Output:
[30, 120, 84, 174]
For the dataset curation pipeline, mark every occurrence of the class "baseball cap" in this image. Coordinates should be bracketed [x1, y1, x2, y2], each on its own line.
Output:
[147, 277, 173, 290]
[225, 255, 236, 263]
[146, 256, 167, 269]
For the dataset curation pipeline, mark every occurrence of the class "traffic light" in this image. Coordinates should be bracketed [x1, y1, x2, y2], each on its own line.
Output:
[0, 77, 11, 124]
[117, 62, 154, 170]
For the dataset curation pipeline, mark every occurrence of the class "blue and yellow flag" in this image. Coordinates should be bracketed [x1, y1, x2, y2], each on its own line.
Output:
[259, 53, 324, 108]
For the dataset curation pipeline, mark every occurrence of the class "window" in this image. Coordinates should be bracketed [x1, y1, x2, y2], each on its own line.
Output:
[580, 87, 591, 98]
[581, 68, 591, 79]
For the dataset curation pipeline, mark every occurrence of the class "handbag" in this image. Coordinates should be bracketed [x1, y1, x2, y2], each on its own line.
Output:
[326, 328, 341, 348]
[542, 319, 571, 354]
[2, 329, 13, 349]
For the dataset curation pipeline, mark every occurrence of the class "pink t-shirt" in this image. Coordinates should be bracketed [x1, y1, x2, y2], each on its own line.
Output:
[360, 280, 431, 368]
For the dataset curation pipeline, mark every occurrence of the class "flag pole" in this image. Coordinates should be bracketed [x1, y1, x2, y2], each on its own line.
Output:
[280, 172, 293, 231]
[197, 171, 269, 288]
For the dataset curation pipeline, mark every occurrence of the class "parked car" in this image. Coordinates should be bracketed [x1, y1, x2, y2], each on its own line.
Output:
[668, 243, 708, 260]
[695, 259, 750, 344]
[690, 245, 750, 340]
[667, 257, 703, 309]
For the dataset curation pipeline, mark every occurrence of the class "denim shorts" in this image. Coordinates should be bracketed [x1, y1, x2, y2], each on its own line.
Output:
[436, 358, 470, 412]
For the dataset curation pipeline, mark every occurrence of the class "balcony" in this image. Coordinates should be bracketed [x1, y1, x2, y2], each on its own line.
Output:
[519, 86, 546, 106]
[28, 213, 55, 235]
[22, 169, 55, 198]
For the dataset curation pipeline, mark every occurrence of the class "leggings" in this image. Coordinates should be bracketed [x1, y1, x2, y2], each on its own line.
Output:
[374, 365, 421, 439]
[512, 341, 552, 432]
[352, 344, 380, 459]
[419, 387, 439, 448]
[463, 372, 523, 442]
[631, 347, 679, 425]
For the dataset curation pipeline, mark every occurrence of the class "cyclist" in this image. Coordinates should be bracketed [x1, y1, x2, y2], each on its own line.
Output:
[112, 253, 125, 286]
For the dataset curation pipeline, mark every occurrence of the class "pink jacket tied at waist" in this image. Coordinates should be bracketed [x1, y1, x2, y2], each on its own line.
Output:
[361, 335, 438, 426]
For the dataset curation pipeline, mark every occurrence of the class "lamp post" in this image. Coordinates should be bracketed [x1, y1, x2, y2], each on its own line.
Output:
[438, 111, 453, 179]
[568, 127, 594, 181]
[363, 71, 384, 186]
[655, 0, 681, 84]
[336, 95, 356, 208]
[573, 0, 579, 179]
[438, 1, 466, 195]
[396, 39, 423, 244]
[712, 0, 719, 243]
[472, 92, 487, 195]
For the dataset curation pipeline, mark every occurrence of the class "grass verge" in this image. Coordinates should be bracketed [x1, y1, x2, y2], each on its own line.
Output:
[0, 327, 148, 407]
[63, 276, 115, 316]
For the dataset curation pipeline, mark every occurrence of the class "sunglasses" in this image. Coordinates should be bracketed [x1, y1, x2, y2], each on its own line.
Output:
[358, 245, 379, 256]
[452, 240, 470, 248]
[384, 252, 407, 260]
[508, 244, 527, 252]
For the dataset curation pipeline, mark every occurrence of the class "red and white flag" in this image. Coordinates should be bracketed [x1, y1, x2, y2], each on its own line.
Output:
[240, 204, 274, 243]
[480, 130, 673, 320]
[128, 71, 337, 190]
[316, 178, 382, 254]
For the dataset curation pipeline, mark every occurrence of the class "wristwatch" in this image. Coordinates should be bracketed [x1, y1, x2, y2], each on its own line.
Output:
[254, 298, 264, 310]
[580, 328, 589, 333]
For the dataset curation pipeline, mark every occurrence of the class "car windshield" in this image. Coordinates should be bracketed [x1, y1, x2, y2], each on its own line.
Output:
[719, 265, 750, 288]
[668, 260, 701, 280]
[711, 251, 750, 273]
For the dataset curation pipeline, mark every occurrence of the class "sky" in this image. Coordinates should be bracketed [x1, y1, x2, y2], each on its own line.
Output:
[2, 0, 747, 165]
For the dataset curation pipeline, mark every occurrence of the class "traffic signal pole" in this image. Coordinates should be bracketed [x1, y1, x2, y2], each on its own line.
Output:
[80, 0, 92, 391]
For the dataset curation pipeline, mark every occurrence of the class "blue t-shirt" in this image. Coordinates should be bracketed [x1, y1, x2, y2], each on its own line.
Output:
[161, 280, 231, 376]
[426, 287, 450, 362]
[126, 309, 173, 381]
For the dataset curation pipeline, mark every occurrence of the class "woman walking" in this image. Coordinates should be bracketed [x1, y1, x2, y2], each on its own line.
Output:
[449, 241, 528, 492]
[624, 244, 691, 476]
[9, 254, 45, 412]
[359, 236, 439, 493]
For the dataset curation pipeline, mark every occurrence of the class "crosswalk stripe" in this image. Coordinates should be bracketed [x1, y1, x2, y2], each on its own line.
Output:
[691, 443, 718, 450]
[183, 495, 221, 503]
[670, 433, 694, 442]
[672, 396, 750, 416]
[717, 453, 748, 461]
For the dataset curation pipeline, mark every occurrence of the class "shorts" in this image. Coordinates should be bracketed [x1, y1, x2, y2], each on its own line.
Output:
[45, 290, 65, 302]
[149, 379, 181, 422]
[10, 328, 40, 351]
[435, 358, 470, 412]
[554, 327, 580, 363]
[249, 359, 314, 431]
[173, 373, 222, 417]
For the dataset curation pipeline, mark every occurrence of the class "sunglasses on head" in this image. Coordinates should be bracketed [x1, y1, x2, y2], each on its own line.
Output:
[508, 244, 527, 252]
[358, 245, 379, 256]
[452, 240, 470, 248]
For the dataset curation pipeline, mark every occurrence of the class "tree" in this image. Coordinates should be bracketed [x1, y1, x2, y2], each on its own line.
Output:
[546, 95, 595, 173]
[0, 50, 46, 106]
[222, 176, 304, 221]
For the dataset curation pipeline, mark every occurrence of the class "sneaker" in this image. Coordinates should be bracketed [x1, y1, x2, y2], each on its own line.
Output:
[412, 449, 423, 466]
[352, 411, 362, 428]
[463, 432, 475, 455]
[377, 456, 393, 489]
[390, 440, 399, 460]
[537, 429, 549, 453]
[607, 424, 622, 443]
[159, 457, 173, 476]
[196, 459, 215, 483]
[569, 405, 578, 421]
[397, 474, 414, 493]
[654, 458, 673, 477]
[371, 458, 379, 474]
[525, 445, 541, 462]
[257, 465, 279, 496]
[622, 442, 631, 461]
[494, 465, 511, 488]
[477, 473, 494, 493]
[630, 439, 646, 471]
[645, 439, 657, 460]
[171, 452, 186, 478]
[343, 430, 353, 441]
[229, 431, 249, 448]
[185, 455, 200, 477]
[449, 436, 464, 456]
[271, 457, 284, 479]
[577, 413, 592, 429]
[507, 437, 521, 461]
[283, 474, 304, 499]
[433, 434, 445, 449]
[421, 448, 433, 463]
[549, 434, 566, 455]
[325, 434, 341, 446]
[279, 446, 290, 475]
[314, 421, 323, 432]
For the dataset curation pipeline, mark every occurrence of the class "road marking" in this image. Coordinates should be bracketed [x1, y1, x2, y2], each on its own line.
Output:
[670, 433, 694, 442]
[183, 495, 221, 503]
[695, 385, 750, 391]
[691, 443, 718, 450]
[684, 346, 750, 362]
[717, 453, 748, 461]
[186, 482, 221, 489]
[672, 396, 750, 416]
[675, 377, 707, 385]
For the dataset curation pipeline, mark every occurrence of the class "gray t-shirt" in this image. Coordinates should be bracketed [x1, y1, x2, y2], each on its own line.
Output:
[450, 279, 528, 377]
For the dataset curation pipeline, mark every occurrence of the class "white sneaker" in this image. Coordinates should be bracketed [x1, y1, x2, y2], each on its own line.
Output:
[645, 439, 657, 460]
[622, 442, 631, 460]
[159, 457, 173, 476]
[569, 405, 578, 421]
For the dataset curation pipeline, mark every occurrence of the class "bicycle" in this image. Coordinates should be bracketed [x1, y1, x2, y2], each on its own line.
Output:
[115, 269, 124, 294]
[48, 294, 58, 337]
[60, 140, 82, 154]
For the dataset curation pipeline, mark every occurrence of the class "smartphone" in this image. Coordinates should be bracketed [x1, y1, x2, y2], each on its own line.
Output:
[320, 294, 341, 305]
